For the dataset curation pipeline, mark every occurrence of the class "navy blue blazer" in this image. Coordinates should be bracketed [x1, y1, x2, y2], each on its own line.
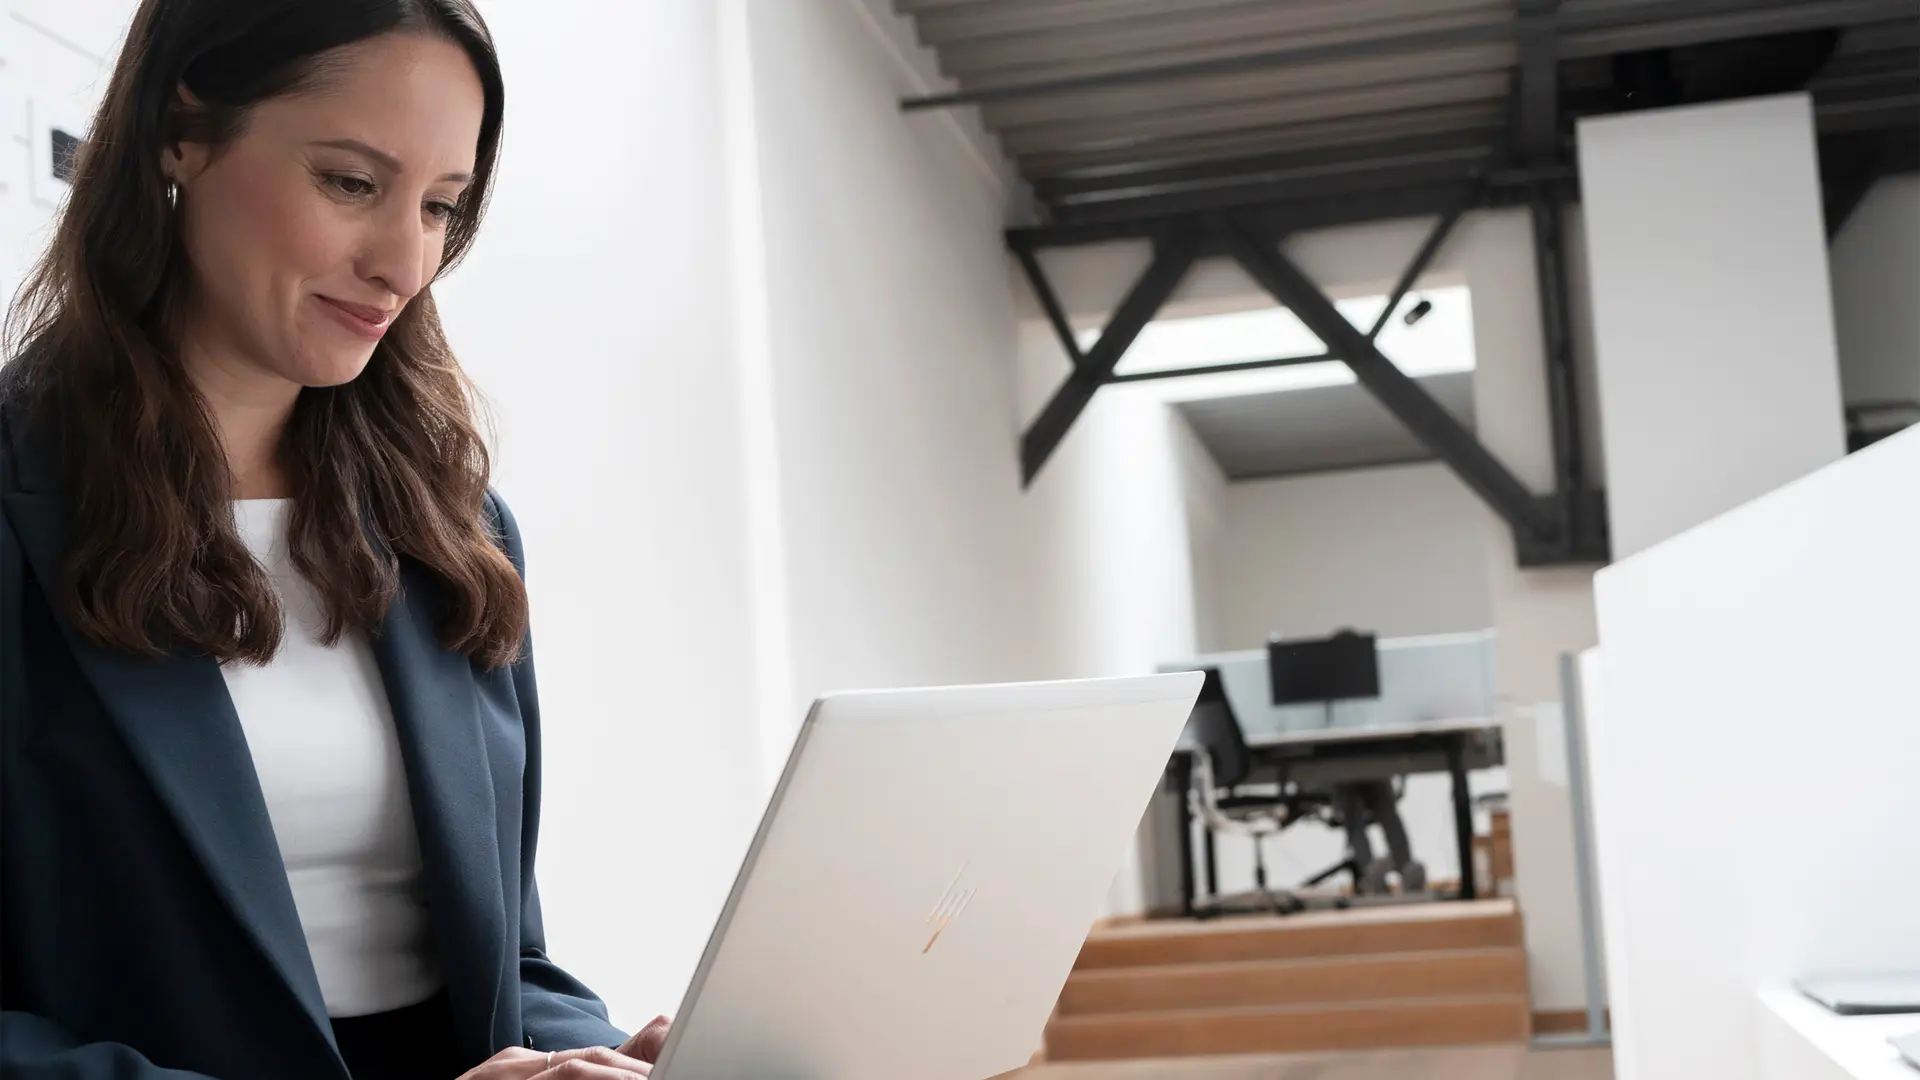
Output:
[0, 406, 627, 1078]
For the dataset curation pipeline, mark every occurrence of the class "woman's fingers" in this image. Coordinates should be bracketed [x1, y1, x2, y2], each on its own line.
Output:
[460, 1047, 550, 1079]
[461, 1045, 651, 1079]
[619, 1015, 673, 1064]
[540, 1045, 652, 1077]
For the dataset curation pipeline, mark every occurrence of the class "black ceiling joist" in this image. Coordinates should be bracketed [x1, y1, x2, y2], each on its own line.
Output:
[1516, 0, 1566, 165]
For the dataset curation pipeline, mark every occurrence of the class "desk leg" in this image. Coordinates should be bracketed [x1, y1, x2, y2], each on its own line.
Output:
[1446, 736, 1477, 901]
[1172, 756, 1195, 917]
[1203, 827, 1218, 899]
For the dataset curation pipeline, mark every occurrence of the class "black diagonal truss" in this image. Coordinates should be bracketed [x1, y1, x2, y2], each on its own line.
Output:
[1367, 179, 1482, 341]
[1011, 202, 1602, 562]
[1218, 219, 1558, 547]
[1019, 231, 1198, 483]
[1012, 244, 1084, 369]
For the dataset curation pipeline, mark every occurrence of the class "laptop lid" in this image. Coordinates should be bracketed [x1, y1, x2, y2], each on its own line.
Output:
[651, 673, 1203, 1080]
[1797, 973, 1920, 1016]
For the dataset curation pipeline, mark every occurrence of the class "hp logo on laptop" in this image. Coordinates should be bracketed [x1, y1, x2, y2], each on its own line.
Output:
[923, 863, 977, 954]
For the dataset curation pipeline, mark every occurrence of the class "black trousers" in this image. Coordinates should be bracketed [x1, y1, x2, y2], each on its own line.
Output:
[330, 992, 467, 1080]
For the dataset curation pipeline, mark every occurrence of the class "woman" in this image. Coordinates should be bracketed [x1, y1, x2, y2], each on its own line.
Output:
[0, 1, 670, 1076]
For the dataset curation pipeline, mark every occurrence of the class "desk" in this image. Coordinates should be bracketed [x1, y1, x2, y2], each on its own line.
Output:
[1756, 982, 1919, 1080]
[1169, 717, 1502, 914]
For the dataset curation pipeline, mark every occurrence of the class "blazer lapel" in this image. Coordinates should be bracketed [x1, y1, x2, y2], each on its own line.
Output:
[369, 560, 509, 1063]
[1, 489, 339, 1053]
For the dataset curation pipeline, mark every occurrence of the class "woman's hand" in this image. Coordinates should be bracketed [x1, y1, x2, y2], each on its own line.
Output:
[458, 1045, 655, 1078]
[616, 1016, 672, 1065]
[454, 1015, 670, 1078]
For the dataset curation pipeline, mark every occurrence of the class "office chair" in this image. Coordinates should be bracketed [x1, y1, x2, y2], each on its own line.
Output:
[1183, 668, 1307, 916]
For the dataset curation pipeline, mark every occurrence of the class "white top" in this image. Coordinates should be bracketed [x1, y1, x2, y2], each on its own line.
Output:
[220, 499, 442, 1018]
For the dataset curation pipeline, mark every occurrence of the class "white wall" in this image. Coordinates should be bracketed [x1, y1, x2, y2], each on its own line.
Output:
[1830, 174, 1920, 407]
[1588, 426, 1920, 1080]
[1579, 94, 1846, 559]
[1213, 462, 1493, 649]
[1181, 404, 1228, 656]
[438, 0, 773, 1028]
[0, 0, 138, 309]
[741, 0, 1056, 733]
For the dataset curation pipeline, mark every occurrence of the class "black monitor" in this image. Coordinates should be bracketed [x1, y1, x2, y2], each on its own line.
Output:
[1267, 629, 1381, 706]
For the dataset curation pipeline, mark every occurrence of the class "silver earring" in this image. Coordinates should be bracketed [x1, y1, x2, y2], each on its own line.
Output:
[166, 181, 179, 210]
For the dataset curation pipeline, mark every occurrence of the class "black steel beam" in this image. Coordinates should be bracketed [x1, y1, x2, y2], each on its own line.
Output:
[1220, 219, 1557, 544]
[1045, 149, 1572, 229]
[1559, 0, 1920, 60]
[1021, 231, 1199, 484]
[1108, 352, 1335, 384]
[1223, 453, 1444, 485]
[1013, 245, 1085, 368]
[1034, 129, 1503, 206]
[1815, 87, 1920, 134]
[1529, 188, 1590, 543]
[1367, 181, 1481, 340]
[1008, 169, 1571, 250]
[1515, 0, 1564, 163]
[1047, 143, 1498, 225]
[902, 0, 1919, 112]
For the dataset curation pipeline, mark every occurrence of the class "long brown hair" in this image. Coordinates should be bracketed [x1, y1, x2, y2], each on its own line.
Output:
[0, 0, 526, 668]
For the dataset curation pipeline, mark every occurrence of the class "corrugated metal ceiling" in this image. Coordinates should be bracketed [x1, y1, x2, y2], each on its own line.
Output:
[896, 0, 1919, 225]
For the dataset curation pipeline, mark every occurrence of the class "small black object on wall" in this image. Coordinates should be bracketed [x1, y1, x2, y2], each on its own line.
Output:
[51, 128, 80, 183]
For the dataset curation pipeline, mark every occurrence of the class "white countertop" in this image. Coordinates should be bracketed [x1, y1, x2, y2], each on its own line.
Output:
[1756, 982, 1919, 1080]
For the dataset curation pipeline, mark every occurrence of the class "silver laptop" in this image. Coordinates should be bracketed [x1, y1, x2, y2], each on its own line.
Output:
[649, 673, 1204, 1080]
[1797, 973, 1920, 1016]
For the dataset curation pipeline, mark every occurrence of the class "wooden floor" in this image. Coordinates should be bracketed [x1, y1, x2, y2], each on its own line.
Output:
[1016, 1045, 1613, 1080]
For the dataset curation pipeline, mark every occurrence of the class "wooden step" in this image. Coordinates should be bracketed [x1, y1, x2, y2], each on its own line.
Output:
[1071, 899, 1522, 971]
[1043, 994, 1532, 1061]
[1057, 947, 1528, 1016]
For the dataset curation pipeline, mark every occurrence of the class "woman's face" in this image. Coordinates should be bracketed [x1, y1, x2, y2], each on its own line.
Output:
[167, 32, 485, 389]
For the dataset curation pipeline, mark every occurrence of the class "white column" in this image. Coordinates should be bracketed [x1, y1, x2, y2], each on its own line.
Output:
[1578, 94, 1845, 558]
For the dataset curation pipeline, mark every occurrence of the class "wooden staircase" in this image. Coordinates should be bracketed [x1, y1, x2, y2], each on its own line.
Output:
[1043, 899, 1531, 1061]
